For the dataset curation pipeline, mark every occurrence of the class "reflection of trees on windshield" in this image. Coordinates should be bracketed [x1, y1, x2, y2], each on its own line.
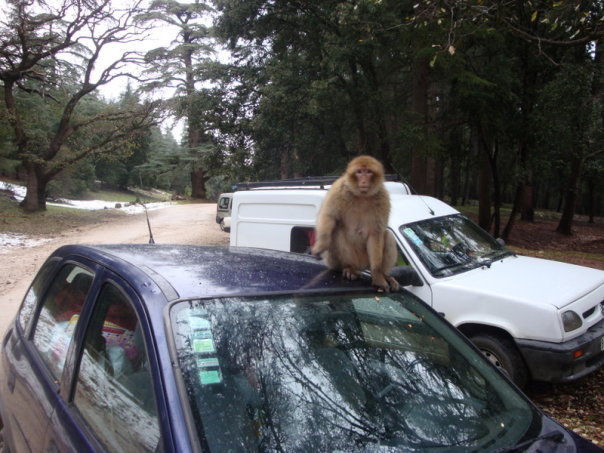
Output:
[172, 295, 533, 452]
[400, 215, 509, 276]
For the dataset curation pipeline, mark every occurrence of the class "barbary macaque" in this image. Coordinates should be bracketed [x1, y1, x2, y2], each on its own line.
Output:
[311, 155, 400, 292]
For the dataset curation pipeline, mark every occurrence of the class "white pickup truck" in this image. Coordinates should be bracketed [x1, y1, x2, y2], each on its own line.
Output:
[227, 178, 604, 388]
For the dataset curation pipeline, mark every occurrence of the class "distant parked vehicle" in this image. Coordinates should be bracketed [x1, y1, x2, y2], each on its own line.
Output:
[229, 177, 604, 388]
[1, 244, 603, 452]
[215, 192, 233, 231]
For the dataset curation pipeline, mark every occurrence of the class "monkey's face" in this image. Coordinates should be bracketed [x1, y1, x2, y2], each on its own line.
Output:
[355, 167, 374, 194]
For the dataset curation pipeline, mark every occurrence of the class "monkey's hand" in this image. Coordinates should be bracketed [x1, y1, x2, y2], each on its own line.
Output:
[372, 274, 400, 292]
[385, 275, 400, 292]
[342, 268, 360, 280]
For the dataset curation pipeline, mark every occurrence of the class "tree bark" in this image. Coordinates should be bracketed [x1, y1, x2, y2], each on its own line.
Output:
[476, 131, 491, 231]
[190, 165, 207, 200]
[556, 154, 582, 235]
[410, 57, 435, 195]
[20, 163, 48, 211]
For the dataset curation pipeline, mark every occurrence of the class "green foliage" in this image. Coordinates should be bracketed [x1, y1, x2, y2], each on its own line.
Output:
[1, 0, 603, 218]
[48, 160, 96, 199]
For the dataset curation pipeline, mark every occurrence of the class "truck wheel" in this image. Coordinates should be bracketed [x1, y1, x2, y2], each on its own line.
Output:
[470, 333, 528, 389]
[219, 219, 228, 232]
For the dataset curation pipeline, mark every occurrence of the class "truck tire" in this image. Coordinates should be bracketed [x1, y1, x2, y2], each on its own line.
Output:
[470, 333, 528, 389]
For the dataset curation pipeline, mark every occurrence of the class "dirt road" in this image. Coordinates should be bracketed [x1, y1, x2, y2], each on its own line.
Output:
[0, 202, 227, 336]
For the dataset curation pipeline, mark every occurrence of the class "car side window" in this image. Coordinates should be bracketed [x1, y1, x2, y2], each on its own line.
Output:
[18, 258, 59, 331]
[74, 283, 160, 453]
[32, 264, 93, 379]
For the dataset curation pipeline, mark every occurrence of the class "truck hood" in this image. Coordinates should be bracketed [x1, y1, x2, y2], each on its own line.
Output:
[435, 255, 604, 309]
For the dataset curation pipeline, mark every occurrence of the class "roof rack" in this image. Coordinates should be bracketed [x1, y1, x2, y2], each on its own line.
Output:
[235, 174, 401, 191]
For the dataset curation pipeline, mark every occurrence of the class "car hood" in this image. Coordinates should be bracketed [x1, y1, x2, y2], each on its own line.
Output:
[435, 255, 604, 309]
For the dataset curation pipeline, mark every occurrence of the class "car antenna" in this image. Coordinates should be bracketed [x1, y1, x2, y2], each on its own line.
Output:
[140, 202, 155, 244]
[399, 176, 436, 216]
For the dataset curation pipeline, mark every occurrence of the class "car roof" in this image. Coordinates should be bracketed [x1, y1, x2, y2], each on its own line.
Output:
[388, 194, 459, 226]
[53, 244, 373, 302]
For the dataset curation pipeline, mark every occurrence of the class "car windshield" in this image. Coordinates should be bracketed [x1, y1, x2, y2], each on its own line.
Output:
[399, 214, 512, 277]
[170, 292, 540, 452]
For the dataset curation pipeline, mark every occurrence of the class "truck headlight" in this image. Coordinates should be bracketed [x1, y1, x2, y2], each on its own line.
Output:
[562, 311, 582, 332]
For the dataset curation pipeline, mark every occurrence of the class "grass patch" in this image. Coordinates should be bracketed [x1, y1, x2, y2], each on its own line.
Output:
[0, 195, 127, 236]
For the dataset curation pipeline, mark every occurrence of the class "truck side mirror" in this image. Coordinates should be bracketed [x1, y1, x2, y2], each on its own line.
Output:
[390, 266, 423, 287]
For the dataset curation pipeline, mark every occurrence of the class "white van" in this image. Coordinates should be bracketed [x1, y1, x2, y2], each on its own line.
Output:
[229, 178, 604, 388]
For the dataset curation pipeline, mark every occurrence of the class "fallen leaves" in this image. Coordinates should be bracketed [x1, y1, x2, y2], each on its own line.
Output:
[526, 367, 604, 446]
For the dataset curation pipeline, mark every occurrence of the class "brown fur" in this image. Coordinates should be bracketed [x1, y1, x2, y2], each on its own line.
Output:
[311, 155, 399, 292]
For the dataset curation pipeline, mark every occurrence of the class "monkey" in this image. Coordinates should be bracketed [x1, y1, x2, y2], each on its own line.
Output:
[311, 155, 400, 292]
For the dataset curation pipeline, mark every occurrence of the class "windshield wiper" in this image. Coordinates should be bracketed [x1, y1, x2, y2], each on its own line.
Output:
[491, 430, 565, 453]
[478, 250, 516, 268]
[433, 261, 471, 275]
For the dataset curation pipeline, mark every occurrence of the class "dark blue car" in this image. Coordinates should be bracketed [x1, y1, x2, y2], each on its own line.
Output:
[0, 244, 601, 452]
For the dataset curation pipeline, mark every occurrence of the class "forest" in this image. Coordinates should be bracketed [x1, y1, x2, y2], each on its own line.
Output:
[0, 0, 603, 240]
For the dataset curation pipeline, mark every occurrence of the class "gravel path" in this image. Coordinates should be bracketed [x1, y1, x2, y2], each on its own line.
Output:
[0, 202, 227, 336]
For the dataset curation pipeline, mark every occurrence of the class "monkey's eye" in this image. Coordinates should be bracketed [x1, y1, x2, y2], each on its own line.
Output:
[356, 169, 373, 175]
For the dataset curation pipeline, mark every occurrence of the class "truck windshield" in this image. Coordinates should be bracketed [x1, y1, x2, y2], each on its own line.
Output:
[170, 292, 539, 452]
[399, 214, 512, 277]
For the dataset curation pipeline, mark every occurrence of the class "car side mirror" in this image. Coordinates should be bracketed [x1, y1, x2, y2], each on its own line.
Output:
[390, 266, 423, 287]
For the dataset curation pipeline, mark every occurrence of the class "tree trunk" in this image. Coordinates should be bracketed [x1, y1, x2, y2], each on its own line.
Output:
[476, 131, 491, 231]
[448, 127, 462, 206]
[280, 149, 289, 179]
[502, 40, 537, 240]
[410, 57, 435, 195]
[490, 142, 502, 238]
[520, 185, 534, 221]
[20, 162, 48, 212]
[586, 179, 594, 224]
[501, 184, 523, 241]
[183, 27, 208, 200]
[556, 151, 582, 235]
[190, 165, 207, 200]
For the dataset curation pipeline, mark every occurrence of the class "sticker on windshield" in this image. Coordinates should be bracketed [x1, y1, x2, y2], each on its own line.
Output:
[184, 310, 224, 384]
[197, 357, 219, 368]
[199, 369, 222, 385]
[403, 228, 423, 246]
[193, 337, 215, 353]
[197, 357, 223, 384]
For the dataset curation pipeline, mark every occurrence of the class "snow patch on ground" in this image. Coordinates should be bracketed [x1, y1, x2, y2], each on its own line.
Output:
[0, 233, 52, 252]
[0, 180, 174, 250]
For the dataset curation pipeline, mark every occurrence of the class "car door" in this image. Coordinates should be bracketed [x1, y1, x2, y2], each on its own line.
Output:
[0, 260, 95, 453]
[43, 271, 163, 453]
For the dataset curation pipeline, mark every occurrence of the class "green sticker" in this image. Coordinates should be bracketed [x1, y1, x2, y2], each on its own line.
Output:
[193, 338, 215, 353]
[199, 369, 222, 385]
